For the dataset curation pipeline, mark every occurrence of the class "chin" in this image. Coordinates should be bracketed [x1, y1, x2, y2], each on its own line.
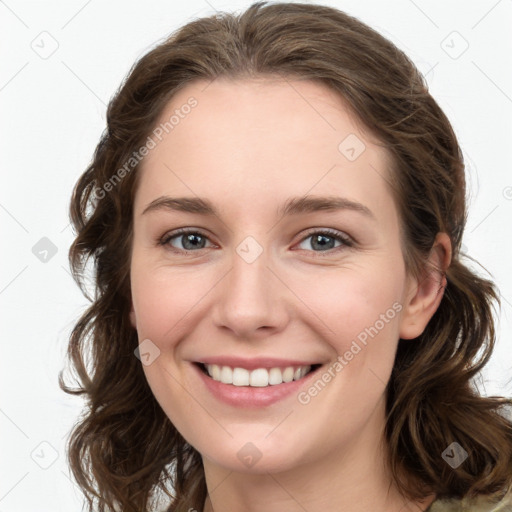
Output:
[207, 451, 299, 475]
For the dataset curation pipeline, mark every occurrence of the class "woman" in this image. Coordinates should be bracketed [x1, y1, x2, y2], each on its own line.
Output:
[60, 2, 512, 511]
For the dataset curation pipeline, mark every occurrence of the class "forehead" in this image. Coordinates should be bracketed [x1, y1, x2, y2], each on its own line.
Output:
[134, 77, 395, 222]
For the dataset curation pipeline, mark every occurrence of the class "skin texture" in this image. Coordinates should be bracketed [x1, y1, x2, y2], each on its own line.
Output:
[129, 77, 451, 512]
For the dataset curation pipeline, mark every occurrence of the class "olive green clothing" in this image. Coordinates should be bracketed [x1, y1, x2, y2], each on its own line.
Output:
[425, 494, 512, 511]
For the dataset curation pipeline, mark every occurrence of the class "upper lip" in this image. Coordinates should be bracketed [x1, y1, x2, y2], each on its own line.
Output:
[195, 356, 323, 370]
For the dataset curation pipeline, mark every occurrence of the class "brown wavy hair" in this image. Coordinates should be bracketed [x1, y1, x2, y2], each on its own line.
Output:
[59, 2, 512, 511]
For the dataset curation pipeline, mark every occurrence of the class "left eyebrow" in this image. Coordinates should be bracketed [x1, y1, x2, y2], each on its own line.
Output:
[141, 194, 376, 221]
[277, 195, 375, 220]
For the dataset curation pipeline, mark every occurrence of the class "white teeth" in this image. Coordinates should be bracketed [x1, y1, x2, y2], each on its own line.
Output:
[211, 364, 221, 381]
[268, 367, 283, 385]
[249, 368, 268, 387]
[220, 366, 232, 383]
[282, 367, 294, 383]
[232, 367, 250, 386]
[204, 364, 312, 387]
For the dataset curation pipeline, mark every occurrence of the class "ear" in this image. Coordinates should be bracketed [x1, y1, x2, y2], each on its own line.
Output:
[399, 232, 452, 340]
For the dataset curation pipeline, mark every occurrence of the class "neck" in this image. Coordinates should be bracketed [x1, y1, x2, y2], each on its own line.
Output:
[201, 397, 436, 512]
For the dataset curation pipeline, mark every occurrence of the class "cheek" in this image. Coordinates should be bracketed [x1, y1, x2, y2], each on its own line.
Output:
[289, 262, 405, 407]
[130, 261, 207, 433]
[130, 261, 212, 342]
[290, 262, 404, 348]
[291, 270, 403, 430]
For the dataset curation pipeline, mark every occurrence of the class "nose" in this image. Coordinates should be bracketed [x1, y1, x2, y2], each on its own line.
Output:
[211, 247, 289, 339]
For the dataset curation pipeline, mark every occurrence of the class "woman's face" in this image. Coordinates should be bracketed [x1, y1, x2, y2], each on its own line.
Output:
[129, 77, 434, 474]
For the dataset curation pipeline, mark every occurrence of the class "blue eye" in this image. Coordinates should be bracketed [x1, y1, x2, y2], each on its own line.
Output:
[296, 229, 352, 252]
[158, 228, 353, 255]
[159, 229, 213, 252]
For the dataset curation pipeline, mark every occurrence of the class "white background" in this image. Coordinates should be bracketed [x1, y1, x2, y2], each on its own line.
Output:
[1, 1, 511, 510]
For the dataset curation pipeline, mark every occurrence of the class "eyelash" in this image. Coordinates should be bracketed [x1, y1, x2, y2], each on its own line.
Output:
[158, 227, 354, 257]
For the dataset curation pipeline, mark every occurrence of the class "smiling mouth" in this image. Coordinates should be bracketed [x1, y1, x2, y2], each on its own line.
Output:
[194, 362, 322, 387]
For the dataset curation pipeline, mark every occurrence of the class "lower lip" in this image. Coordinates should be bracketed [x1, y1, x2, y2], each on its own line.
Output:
[192, 363, 322, 408]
